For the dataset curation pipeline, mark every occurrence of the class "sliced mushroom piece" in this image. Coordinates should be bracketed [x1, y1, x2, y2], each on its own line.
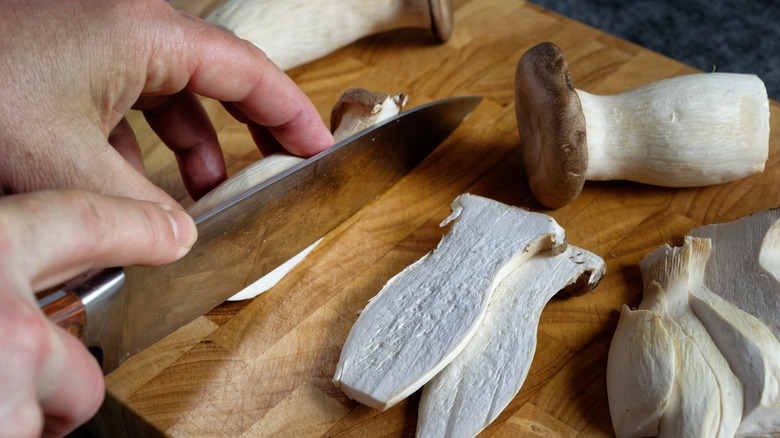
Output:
[515, 41, 770, 209]
[689, 208, 780, 338]
[609, 280, 725, 438]
[649, 237, 780, 436]
[330, 88, 408, 143]
[206, 0, 453, 71]
[637, 239, 744, 438]
[688, 275, 780, 436]
[417, 245, 605, 438]
[607, 304, 676, 438]
[332, 194, 567, 410]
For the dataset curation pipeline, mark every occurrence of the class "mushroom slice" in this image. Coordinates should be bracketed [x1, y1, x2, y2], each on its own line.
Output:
[638, 239, 744, 438]
[689, 208, 780, 338]
[607, 304, 676, 438]
[514, 41, 769, 209]
[417, 245, 605, 438]
[332, 194, 567, 410]
[689, 283, 780, 436]
[330, 88, 408, 143]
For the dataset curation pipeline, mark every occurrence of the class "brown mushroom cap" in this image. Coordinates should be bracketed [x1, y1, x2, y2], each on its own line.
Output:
[429, 0, 453, 42]
[330, 88, 390, 133]
[514, 42, 587, 209]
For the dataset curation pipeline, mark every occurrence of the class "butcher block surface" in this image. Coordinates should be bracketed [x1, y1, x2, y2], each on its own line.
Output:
[87, 0, 780, 436]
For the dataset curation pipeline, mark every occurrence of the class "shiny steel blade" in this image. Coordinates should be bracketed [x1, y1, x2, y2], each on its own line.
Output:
[106, 95, 482, 370]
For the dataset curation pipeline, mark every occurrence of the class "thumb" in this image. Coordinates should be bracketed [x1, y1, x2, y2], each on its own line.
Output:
[0, 189, 198, 292]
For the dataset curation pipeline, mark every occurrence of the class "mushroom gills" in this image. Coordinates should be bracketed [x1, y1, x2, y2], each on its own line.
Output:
[332, 193, 567, 410]
[417, 245, 605, 438]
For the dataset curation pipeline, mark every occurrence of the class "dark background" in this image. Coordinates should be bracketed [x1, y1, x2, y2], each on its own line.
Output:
[531, 0, 780, 100]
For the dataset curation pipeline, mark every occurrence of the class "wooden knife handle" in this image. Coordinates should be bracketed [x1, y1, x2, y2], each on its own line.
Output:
[39, 289, 86, 342]
[36, 267, 124, 352]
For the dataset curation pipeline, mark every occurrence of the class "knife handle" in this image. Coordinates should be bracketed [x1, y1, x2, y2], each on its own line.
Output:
[37, 268, 126, 372]
[38, 288, 87, 342]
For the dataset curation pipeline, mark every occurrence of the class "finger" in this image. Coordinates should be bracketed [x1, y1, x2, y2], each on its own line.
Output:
[108, 117, 145, 175]
[248, 124, 286, 157]
[0, 189, 197, 292]
[0, 292, 102, 438]
[222, 102, 285, 156]
[39, 324, 104, 438]
[146, 9, 334, 157]
[137, 91, 227, 200]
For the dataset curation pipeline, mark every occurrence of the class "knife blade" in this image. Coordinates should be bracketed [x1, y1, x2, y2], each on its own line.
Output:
[40, 95, 482, 374]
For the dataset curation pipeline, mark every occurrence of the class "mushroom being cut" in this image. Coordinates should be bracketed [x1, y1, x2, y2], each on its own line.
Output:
[514, 41, 770, 209]
[417, 245, 605, 438]
[206, 0, 453, 71]
[188, 87, 408, 301]
[330, 88, 409, 143]
[333, 193, 567, 410]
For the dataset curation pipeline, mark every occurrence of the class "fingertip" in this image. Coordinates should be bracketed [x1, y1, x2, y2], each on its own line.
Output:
[157, 203, 198, 258]
[269, 110, 336, 157]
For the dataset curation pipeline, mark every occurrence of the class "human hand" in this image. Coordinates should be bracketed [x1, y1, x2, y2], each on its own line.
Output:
[0, 0, 334, 206]
[0, 189, 197, 438]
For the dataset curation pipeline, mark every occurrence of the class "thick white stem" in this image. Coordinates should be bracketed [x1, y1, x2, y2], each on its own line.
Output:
[207, 0, 432, 71]
[578, 73, 769, 186]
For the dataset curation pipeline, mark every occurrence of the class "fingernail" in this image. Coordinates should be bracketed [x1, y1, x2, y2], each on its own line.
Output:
[160, 204, 198, 253]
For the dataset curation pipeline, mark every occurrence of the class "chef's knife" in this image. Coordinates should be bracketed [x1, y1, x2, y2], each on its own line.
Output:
[39, 95, 482, 374]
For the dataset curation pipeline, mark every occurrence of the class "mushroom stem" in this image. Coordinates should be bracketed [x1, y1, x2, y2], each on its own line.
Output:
[579, 73, 769, 186]
[206, 0, 453, 71]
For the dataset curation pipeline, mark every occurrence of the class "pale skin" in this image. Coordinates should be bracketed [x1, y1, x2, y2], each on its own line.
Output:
[0, 0, 335, 436]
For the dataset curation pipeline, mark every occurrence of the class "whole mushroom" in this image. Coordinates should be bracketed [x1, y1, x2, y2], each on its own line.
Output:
[514, 42, 770, 209]
[206, 0, 453, 71]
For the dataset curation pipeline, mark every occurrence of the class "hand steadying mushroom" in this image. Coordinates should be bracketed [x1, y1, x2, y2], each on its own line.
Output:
[514, 42, 770, 209]
[206, 0, 453, 71]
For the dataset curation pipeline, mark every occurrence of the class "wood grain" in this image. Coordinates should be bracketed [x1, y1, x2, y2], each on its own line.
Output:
[87, 0, 780, 436]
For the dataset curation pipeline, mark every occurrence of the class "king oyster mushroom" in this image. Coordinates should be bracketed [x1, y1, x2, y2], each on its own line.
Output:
[206, 0, 453, 71]
[333, 193, 567, 410]
[187, 88, 407, 300]
[514, 42, 770, 208]
[417, 244, 605, 438]
[609, 233, 780, 437]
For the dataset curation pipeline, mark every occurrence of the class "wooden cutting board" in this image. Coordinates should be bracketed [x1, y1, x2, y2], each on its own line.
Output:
[86, 0, 780, 436]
